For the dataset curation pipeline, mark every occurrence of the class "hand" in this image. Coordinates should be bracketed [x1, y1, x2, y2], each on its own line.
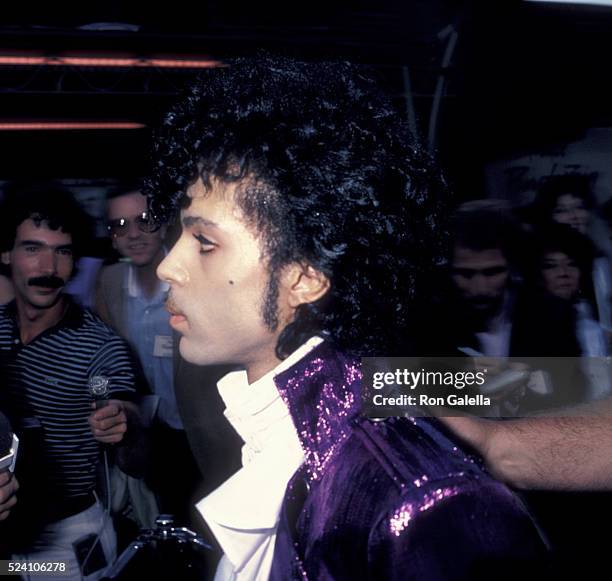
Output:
[0, 471, 18, 521]
[88, 399, 132, 445]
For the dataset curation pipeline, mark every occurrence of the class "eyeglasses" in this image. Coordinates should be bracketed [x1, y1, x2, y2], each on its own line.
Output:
[107, 212, 162, 237]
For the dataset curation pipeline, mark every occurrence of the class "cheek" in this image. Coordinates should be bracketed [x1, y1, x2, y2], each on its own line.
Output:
[492, 274, 508, 292]
[12, 257, 33, 278]
[201, 279, 265, 330]
[111, 237, 124, 252]
[451, 276, 467, 292]
[61, 257, 74, 276]
[151, 231, 166, 244]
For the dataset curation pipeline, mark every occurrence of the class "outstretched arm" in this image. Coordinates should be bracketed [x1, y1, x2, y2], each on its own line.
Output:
[440, 399, 612, 490]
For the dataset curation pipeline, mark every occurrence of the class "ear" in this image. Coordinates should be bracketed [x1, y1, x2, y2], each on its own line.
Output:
[1, 251, 10, 266]
[283, 263, 330, 309]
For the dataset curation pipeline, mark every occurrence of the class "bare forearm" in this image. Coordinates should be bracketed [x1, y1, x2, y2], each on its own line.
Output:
[441, 398, 612, 490]
[487, 414, 612, 490]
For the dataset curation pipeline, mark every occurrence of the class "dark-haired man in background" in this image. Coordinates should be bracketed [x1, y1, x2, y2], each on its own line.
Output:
[0, 185, 141, 580]
[425, 199, 581, 359]
[146, 56, 547, 580]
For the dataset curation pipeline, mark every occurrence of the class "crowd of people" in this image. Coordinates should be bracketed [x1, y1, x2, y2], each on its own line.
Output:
[0, 55, 611, 580]
[417, 176, 612, 414]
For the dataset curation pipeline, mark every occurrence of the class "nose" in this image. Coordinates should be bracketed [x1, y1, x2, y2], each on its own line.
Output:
[39, 249, 57, 275]
[470, 274, 490, 296]
[558, 265, 570, 278]
[126, 219, 142, 240]
[157, 243, 188, 286]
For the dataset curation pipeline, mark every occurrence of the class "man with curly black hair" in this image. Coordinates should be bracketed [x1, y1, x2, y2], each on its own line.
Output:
[146, 56, 547, 580]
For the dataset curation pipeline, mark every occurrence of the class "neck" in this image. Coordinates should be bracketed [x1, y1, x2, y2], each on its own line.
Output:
[16, 295, 67, 344]
[246, 357, 282, 385]
[245, 339, 285, 385]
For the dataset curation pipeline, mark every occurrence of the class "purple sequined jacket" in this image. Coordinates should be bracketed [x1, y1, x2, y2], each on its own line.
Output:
[269, 342, 548, 580]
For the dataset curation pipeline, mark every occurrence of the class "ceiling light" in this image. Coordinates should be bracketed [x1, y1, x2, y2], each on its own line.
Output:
[0, 54, 222, 69]
[0, 122, 145, 131]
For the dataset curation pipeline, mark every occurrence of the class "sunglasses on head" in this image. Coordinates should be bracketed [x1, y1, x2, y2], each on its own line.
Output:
[107, 212, 162, 237]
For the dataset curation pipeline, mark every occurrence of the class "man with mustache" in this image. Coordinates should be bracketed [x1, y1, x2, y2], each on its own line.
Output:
[145, 56, 547, 580]
[0, 184, 141, 580]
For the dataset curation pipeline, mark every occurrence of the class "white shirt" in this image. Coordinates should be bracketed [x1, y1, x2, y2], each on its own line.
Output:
[197, 337, 323, 581]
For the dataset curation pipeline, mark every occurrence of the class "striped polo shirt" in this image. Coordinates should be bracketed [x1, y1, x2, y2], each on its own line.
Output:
[0, 299, 136, 510]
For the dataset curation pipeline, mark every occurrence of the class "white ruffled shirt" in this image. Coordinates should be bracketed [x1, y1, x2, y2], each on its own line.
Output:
[197, 337, 323, 581]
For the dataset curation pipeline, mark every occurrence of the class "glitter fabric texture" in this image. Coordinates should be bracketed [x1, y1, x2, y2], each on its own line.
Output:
[388, 486, 461, 537]
[269, 342, 548, 580]
[276, 346, 362, 483]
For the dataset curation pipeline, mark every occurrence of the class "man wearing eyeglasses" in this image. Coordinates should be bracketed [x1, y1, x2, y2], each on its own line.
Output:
[95, 186, 202, 527]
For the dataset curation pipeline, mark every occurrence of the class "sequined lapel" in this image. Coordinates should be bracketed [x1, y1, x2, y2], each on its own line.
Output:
[273, 342, 362, 483]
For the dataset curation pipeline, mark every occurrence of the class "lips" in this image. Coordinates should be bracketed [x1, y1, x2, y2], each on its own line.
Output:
[165, 296, 182, 317]
[32, 286, 60, 293]
[166, 296, 188, 329]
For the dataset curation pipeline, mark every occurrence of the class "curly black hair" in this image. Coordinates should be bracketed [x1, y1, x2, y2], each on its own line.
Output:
[450, 199, 525, 270]
[0, 182, 93, 258]
[145, 55, 449, 358]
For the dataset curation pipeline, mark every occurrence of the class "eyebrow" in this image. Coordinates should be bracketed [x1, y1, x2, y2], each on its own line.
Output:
[18, 240, 73, 251]
[182, 216, 220, 229]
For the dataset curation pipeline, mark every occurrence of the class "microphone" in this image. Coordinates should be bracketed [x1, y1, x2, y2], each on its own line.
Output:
[0, 411, 19, 473]
[88, 376, 110, 409]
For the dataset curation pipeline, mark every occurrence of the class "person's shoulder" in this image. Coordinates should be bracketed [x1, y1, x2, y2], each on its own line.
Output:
[305, 416, 545, 574]
[345, 416, 485, 482]
[364, 473, 547, 580]
[77, 306, 128, 344]
[0, 302, 12, 334]
[348, 419, 546, 564]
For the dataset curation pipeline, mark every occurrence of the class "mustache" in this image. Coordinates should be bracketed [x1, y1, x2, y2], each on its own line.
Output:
[165, 294, 182, 316]
[28, 276, 65, 289]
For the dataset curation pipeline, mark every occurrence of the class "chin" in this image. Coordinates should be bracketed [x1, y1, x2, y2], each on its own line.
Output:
[179, 337, 210, 366]
[129, 256, 153, 267]
[179, 336, 231, 368]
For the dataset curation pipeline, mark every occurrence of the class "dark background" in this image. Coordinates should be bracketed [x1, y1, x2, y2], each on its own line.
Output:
[1, 1, 611, 199]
